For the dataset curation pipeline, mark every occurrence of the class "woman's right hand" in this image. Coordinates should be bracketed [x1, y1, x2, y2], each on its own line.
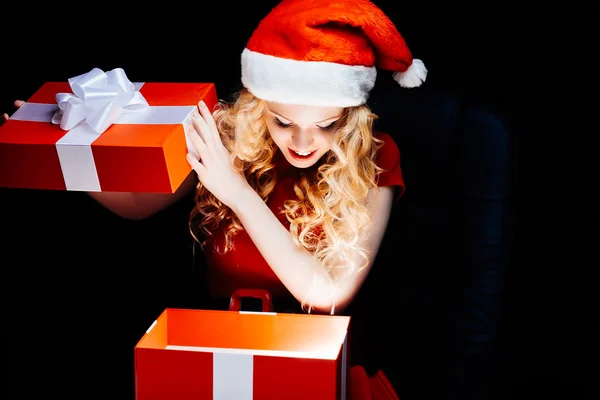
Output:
[1, 100, 25, 125]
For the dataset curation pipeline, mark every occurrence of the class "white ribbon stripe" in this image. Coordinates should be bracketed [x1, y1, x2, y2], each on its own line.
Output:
[10, 68, 196, 192]
[165, 333, 348, 399]
[213, 353, 253, 400]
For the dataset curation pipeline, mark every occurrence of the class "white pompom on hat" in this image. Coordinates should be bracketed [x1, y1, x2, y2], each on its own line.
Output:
[241, 0, 427, 107]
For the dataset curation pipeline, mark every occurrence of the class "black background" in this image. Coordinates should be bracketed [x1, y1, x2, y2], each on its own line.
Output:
[1, 1, 594, 399]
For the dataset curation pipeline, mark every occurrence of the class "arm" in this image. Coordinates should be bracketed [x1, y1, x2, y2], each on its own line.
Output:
[185, 101, 396, 313]
[231, 185, 395, 314]
[3, 101, 198, 221]
[87, 171, 198, 220]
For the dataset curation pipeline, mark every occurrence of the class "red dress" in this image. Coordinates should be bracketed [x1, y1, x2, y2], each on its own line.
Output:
[204, 132, 404, 299]
[204, 132, 405, 399]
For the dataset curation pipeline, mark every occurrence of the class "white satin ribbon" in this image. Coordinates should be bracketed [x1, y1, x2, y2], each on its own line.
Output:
[213, 353, 253, 400]
[11, 84, 196, 192]
[51, 67, 149, 134]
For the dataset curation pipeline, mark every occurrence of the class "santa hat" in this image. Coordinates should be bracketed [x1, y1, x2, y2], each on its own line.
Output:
[241, 0, 427, 107]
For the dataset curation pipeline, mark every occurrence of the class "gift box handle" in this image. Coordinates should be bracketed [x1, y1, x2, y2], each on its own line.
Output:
[229, 288, 274, 312]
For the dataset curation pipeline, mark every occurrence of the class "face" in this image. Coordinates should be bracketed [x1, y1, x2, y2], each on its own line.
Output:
[264, 102, 344, 168]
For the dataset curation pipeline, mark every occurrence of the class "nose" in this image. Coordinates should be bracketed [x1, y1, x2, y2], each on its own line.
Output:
[292, 131, 314, 150]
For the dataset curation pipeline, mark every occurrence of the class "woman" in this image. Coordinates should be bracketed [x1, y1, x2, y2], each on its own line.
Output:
[3, 0, 426, 396]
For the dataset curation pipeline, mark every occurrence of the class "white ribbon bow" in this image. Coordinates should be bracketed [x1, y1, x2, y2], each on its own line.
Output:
[52, 67, 149, 134]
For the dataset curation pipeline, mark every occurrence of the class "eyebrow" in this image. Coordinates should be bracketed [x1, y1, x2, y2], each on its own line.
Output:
[270, 110, 342, 125]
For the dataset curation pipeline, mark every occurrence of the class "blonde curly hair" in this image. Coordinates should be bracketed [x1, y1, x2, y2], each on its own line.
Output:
[189, 89, 384, 309]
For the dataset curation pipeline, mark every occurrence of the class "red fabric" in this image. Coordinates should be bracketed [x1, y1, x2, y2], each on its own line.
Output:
[204, 132, 404, 299]
[349, 366, 400, 400]
[350, 366, 372, 400]
[374, 132, 405, 199]
[368, 370, 401, 400]
[245, 0, 414, 72]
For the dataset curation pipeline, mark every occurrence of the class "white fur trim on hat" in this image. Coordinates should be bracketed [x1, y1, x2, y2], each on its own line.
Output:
[392, 59, 428, 88]
[241, 48, 377, 107]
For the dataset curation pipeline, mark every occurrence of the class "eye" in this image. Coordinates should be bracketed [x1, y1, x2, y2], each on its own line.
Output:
[318, 120, 338, 131]
[274, 117, 292, 128]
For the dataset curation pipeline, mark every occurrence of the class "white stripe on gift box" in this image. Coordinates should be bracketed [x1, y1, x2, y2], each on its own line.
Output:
[213, 352, 253, 400]
[166, 332, 348, 400]
[10, 83, 197, 192]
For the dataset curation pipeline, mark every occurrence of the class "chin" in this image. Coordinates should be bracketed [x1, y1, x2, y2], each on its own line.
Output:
[288, 159, 319, 168]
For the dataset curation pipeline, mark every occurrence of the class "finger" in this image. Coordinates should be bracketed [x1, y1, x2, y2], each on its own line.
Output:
[197, 101, 219, 139]
[185, 123, 210, 162]
[191, 112, 215, 149]
[14, 100, 25, 108]
[2, 113, 8, 122]
[186, 153, 208, 180]
[198, 100, 228, 154]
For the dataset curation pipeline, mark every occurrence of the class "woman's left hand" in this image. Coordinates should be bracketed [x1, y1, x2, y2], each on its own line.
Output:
[185, 100, 250, 209]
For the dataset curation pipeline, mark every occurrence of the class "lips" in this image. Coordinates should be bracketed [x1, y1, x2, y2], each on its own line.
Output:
[288, 147, 317, 161]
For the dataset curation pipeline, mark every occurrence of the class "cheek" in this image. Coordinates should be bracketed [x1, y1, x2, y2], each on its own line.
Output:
[266, 126, 286, 144]
[316, 132, 335, 149]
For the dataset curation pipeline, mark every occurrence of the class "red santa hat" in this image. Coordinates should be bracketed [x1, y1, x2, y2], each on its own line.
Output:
[241, 0, 427, 107]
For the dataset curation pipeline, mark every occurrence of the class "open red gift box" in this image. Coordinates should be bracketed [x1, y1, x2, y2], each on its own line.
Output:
[134, 308, 351, 400]
[0, 67, 217, 193]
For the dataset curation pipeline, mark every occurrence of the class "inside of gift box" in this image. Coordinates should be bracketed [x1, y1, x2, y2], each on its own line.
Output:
[136, 308, 350, 360]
